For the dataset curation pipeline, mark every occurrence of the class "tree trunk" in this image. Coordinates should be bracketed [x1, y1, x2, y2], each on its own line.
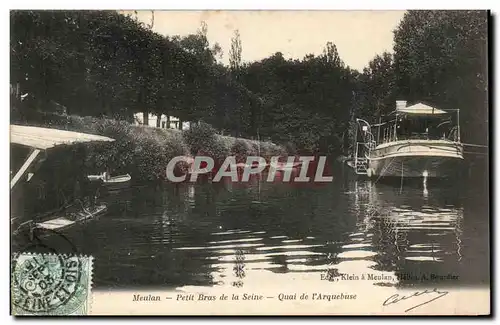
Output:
[178, 118, 182, 130]
[156, 114, 161, 128]
[166, 115, 170, 129]
[11, 82, 21, 113]
[143, 111, 149, 126]
[15, 83, 21, 103]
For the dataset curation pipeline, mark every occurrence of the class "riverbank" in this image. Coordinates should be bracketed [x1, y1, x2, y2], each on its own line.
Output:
[12, 111, 289, 182]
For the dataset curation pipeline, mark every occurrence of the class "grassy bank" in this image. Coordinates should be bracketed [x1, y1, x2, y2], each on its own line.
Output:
[12, 111, 289, 182]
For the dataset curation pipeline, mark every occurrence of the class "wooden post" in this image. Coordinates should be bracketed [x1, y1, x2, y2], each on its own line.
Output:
[353, 121, 358, 167]
[377, 115, 381, 144]
[11, 149, 41, 190]
[354, 142, 358, 169]
[394, 113, 398, 141]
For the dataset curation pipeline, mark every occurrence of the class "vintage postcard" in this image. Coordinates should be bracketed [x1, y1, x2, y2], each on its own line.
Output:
[10, 10, 490, 315]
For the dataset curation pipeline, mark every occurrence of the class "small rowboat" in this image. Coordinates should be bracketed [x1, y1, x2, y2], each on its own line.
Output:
[87, 173, 132, 191]
[103, 174, 131, 191]
[13, 202, 108, 237]
[35, 203, 108, 232]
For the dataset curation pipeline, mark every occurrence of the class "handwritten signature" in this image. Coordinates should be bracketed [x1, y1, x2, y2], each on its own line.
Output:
[382, 288, 449, 312]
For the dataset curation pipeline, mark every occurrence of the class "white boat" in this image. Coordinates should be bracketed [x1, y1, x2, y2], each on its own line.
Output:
[10, 125, 115, 235]
[350, 101, 463, 178]
[34, 203, 108, 233]
[103, 174, 132, 190]
[87, 173, 132, 190]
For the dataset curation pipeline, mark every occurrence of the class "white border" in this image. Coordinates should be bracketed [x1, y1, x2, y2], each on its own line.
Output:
[4, 0, 497, 10]
[2, 2, 497, 323]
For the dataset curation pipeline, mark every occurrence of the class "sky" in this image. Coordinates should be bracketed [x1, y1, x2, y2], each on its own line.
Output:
[129, 10, 406, 71]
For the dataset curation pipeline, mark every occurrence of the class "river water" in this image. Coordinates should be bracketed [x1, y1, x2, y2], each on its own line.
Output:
[14, 160, 489, 291]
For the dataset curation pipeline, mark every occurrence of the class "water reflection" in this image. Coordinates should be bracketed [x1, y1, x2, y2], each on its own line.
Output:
[347, 179, 465, 287]
[167, 175, 472, 289]
[12, 163, 488, 290]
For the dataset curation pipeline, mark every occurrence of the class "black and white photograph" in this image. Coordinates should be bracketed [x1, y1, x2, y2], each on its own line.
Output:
[9, 9, 490, 315]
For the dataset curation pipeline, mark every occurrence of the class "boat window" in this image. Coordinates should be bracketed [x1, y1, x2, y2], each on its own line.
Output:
[374, 111, 458, 145]
[396, 115, 453, 141]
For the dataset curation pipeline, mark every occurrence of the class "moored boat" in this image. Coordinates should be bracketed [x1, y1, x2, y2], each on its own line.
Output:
[88, 173, 132, 190]
[349, 101, 463, 178]
[31, 202, 108, 236]
[10, 125, 115, 235]
[103, 174, 132, 190]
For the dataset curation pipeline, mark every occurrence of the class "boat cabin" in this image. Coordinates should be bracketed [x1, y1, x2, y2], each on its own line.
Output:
[367, 101, 460, 147]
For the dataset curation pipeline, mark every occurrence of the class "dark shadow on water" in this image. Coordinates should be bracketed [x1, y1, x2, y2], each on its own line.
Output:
[12, 160, 489, 290]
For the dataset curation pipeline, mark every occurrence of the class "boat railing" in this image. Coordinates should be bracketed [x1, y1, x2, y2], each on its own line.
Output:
[382, 126, 397, 144]
[364, 132, 377, 150]
[448, 126, 459, 142]
[354, 142, 369, 175]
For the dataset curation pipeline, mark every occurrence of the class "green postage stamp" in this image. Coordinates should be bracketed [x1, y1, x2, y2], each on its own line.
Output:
[11, 253, 93, 316]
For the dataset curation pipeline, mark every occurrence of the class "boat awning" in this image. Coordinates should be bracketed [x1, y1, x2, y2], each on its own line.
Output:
[10, 125, 115, 150]
[396, 103, 448, 116]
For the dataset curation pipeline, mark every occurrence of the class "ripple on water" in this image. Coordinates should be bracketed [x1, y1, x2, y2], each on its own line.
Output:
[266, 251, 325, 257]
[256, 244, 323, 251]
[341, 243, 371, 249]
[405, 256, 443, 262]
[337, 250, 377, 259]
[409, 250, 443, 253]
[410, 244, 440, 248]
[174, 243, 264, 250]
[427, 232, 448, 236]
[282, 239, 302, 243]
[208, 238, 263, 244]
[211, 229, 252, 235]
[84, 174, 484, 290]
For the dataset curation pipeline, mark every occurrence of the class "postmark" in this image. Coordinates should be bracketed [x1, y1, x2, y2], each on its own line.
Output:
[11, 253, 93, 315]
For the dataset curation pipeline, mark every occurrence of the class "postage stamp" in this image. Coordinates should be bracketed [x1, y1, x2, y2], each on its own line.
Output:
[11, 253, 93, 316]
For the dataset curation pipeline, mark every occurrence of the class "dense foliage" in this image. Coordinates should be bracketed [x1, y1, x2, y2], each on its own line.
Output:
[11, 10, 489, 158]
[13, 111, 286, 182]
[357, 10, 488, 145]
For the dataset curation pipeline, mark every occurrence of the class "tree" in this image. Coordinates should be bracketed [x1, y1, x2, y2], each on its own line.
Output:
[229, 30, 242, 73]
[393, 10, 488, 144]
[228, 30, 244, 136]
[359, 52, 395, 119]
[323, 41, 343, 68]
[238, 42, 359, 154]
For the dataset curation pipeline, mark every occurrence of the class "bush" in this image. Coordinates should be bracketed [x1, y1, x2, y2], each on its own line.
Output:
[250, 141, 261, 155]
[84, 122, 189, 182]
[182, 122, 218, 156]
[131, 131, 169, 181]
[231, 139, 253, 163]
[182, 122, 234, 166]
[207, 137, 231, 167]
[284, 142, 297, 156]
[12, 112, 290, 182]
[260, 141, 288, 162]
